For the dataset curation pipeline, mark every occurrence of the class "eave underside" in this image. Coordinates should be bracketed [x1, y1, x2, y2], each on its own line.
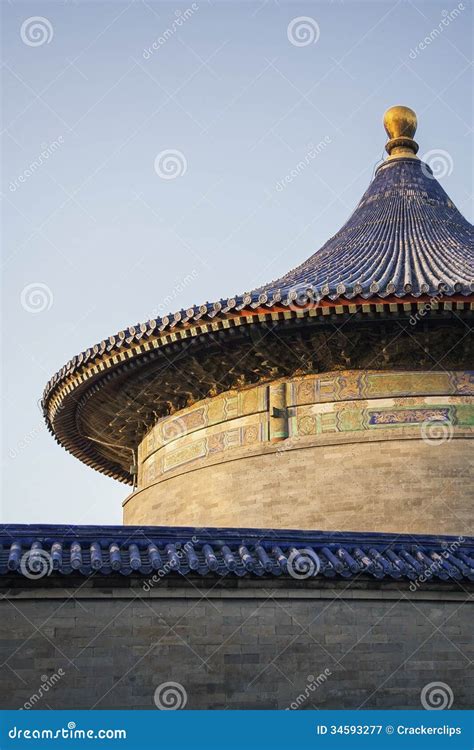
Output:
[42, 302, 473, 484]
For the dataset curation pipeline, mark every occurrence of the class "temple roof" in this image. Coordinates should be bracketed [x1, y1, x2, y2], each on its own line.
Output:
[1, 526, 473, 583]
[254, 156, 472, 302]
[254, 105, 472, 302]
[42, 106, 473, 481]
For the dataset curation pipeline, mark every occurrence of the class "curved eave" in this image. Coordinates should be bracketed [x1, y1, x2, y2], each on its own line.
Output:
[43, 292, 473, 407]
[43, 295, 473, 484]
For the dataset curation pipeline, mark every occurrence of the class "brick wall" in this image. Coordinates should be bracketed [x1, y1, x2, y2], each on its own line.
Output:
[124, 432, 472, 534]
[0, 580, 471, 710]
[127, 369, 473, 532]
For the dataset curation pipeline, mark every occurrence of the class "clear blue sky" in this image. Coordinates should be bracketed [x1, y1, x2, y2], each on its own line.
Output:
[1, 0, 472, 524]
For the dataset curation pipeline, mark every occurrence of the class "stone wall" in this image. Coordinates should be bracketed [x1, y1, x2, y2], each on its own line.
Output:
[125, 370, 473, 533]
[0, 580, 471, 710]
[125, 431, 472, 534]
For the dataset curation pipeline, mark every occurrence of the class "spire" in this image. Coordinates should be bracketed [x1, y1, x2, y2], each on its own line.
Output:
[252, 106, 472, 301]
[383, 105, 419, 159]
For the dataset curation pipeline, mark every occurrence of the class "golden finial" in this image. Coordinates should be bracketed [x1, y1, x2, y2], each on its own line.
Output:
[383, 105, 419, 159]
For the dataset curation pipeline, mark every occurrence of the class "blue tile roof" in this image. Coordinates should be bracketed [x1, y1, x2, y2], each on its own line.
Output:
[1, 525, 472, 582]
[253, 157, 473, 302]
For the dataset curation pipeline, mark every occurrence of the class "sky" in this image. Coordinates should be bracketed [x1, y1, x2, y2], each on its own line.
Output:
[1, 0, 472, 525]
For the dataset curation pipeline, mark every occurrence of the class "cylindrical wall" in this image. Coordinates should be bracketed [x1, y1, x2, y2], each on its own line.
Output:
[123, 370, 473, 534]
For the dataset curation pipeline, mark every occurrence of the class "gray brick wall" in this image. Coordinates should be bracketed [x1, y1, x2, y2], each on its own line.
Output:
[0, 580, 471, 710]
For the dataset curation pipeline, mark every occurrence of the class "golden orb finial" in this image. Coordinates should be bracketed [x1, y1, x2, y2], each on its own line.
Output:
[383, 105, 419, 159]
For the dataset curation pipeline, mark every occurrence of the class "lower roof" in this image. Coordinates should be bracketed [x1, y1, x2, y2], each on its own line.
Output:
[1, 525, 472, 583]
[43, 307, 472, 485]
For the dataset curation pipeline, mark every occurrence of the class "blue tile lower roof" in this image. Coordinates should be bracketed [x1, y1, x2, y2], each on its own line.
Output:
[0, 525, 472, 583]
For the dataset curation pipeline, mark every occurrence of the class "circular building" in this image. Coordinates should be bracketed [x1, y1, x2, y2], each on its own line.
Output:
[43, 107, 473, 535]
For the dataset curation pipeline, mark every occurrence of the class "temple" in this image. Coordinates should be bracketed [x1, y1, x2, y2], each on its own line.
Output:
[41, 106, 472, 534]
[1, 106, 472, 710]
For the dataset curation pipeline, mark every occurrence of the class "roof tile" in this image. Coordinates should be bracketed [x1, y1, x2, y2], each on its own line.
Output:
[1, 525, 472, 583]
